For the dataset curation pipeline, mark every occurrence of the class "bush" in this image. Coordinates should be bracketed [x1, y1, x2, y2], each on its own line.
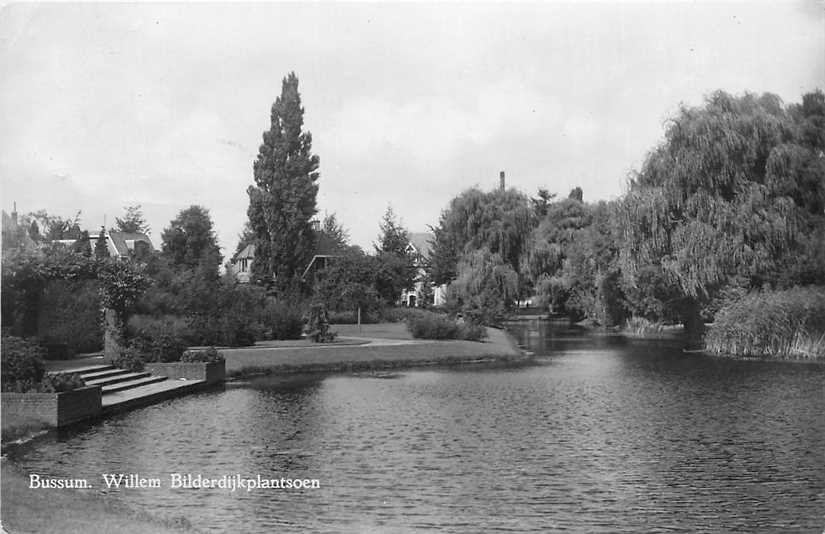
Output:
[181, 346, 225, 363]
[107, 346, 146, 372]
[706, 286, 825, 359]
[127, 315, 189, 362]
[406, 310, 487, 341]
[378, 307, 428, 323]
[261, 300, 304, 340]
[1, 336, 46, 392]
[40, 373, 86, 392]
[37, 279, 103, 355]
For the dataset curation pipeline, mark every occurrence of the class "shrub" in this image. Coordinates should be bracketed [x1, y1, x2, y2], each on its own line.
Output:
[107, 346, 146, 372]
[37, 279, 103, 355]
[406, 310, 487, 341]
[378, 307, 428, 323]
[459, 322, 488, 342]
[1, 336, 46, 392]
[304, 303, 336, 343]
[127, 315, 189, 362]
[40, 373, 86, 392]
[261, 300, 304, 340]
[706, 286, 825, 359]
[181, 346, 225, 363]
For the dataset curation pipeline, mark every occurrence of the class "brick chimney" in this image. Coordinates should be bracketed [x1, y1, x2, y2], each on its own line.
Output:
[499, 171, 505, 191]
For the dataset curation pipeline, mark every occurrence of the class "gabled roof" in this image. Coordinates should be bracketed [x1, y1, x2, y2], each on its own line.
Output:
[233, 243, 255, 262]
[406, 232, 434, 258]
[108, 231, 153, 257]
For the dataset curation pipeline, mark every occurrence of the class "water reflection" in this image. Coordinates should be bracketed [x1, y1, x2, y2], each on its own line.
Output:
[8, 322, 825, 532]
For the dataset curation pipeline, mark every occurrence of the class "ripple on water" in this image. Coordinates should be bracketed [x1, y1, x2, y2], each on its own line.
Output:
[8, 323, 825, 532]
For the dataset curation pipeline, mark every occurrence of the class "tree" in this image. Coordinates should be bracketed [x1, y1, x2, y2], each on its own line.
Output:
[313, 249, 382, 317]
[531, 188, 556, 218]
[114, 204, 150, 234]
[247, 72, 320, 289]
[160, 206, 222, 274]
[317, 212, 350, 254]
[373, 206, 416, 303]
[94, 228, 110, 259]
[72, 230, 92, 257]
[446, 248, 519, 325]
[568, 187, 583, 202]
[374, 205, 409, 255]
[429, 187, 534, 294]
[617, 90, 825, 340]
[30, 210, 82, 241]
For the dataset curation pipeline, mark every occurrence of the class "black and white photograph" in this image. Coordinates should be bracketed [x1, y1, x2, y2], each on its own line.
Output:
[1, 2, 824, 532]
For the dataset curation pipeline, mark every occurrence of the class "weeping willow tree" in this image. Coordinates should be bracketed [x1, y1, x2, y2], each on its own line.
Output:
[446, 248, 519, 326]
[429, 187, 534, 296]
[618, 90, 825, 341]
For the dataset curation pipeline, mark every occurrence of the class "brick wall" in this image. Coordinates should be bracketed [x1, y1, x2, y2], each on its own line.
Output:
[2, 386, 102, 427]
[145, 361, 225, 385]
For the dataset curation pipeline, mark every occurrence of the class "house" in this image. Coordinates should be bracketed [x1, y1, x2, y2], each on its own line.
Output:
[401, 232, 447, 307]
[103, 231, 154, 259]
[228, 243, 255, 283]
[301, 254, 340, 284]
[67, 230, 154, 259]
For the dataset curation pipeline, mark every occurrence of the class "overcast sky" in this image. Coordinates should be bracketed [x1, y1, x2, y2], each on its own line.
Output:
[1, 2, 823, 257]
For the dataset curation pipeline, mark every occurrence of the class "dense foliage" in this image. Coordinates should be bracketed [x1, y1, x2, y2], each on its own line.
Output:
[706, 287, 825, 359]
[445, 249, 519, 326]
[406, 310, 486, 341]
[160, 205, 222, 273]
[181, 347, 225, 363]
[247, 72, 320, 289]
[618, 90, 825, 339]
[1, 336, 46, 392]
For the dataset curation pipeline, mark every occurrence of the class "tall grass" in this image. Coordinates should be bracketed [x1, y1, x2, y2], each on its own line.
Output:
[705, 286, 825, 359]
[622, 316, 667, 337]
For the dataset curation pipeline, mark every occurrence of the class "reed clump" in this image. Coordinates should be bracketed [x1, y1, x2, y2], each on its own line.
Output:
[622, 316, 667, 337]
[705, 286, 825, 359]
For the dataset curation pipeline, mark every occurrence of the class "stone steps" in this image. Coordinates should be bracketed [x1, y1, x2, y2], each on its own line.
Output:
[84, 370, 154, 387]
[100, 375, 168, 393]
[54, 364, 114, 375]
[101, 379, 206, 414]
[80, 367, 132, 381]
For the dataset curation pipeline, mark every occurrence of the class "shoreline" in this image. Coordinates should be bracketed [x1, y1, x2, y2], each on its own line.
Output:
[223, 324, 529, 378]
[0, 322, 527, 533]
[0, 461, 196, 534]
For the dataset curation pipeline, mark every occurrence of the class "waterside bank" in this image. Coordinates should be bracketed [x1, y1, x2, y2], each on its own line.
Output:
[0, 462, 195, 534]
[224, 323, 527, 378]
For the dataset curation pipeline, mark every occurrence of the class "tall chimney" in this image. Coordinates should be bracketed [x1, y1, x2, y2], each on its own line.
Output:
[499, 171, 505, 191]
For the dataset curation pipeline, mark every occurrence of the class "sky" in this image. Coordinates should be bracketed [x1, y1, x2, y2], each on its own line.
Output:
[1, 2, 823, 257]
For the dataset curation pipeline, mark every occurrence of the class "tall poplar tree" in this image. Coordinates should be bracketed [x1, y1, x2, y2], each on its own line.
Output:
[247, 72, 320, 288]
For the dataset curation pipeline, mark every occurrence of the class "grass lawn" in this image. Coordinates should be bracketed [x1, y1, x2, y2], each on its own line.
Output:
[1, 463, 194, 533]
[330, 322, 414, 340]
[223, 325, 523, 376]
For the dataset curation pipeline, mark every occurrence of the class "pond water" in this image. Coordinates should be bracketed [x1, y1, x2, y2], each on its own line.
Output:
[8, 322, 825, 532]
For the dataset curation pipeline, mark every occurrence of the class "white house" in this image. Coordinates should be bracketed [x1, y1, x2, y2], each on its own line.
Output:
[228, 243, 255, 283]
[401, 232, 447, 307]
